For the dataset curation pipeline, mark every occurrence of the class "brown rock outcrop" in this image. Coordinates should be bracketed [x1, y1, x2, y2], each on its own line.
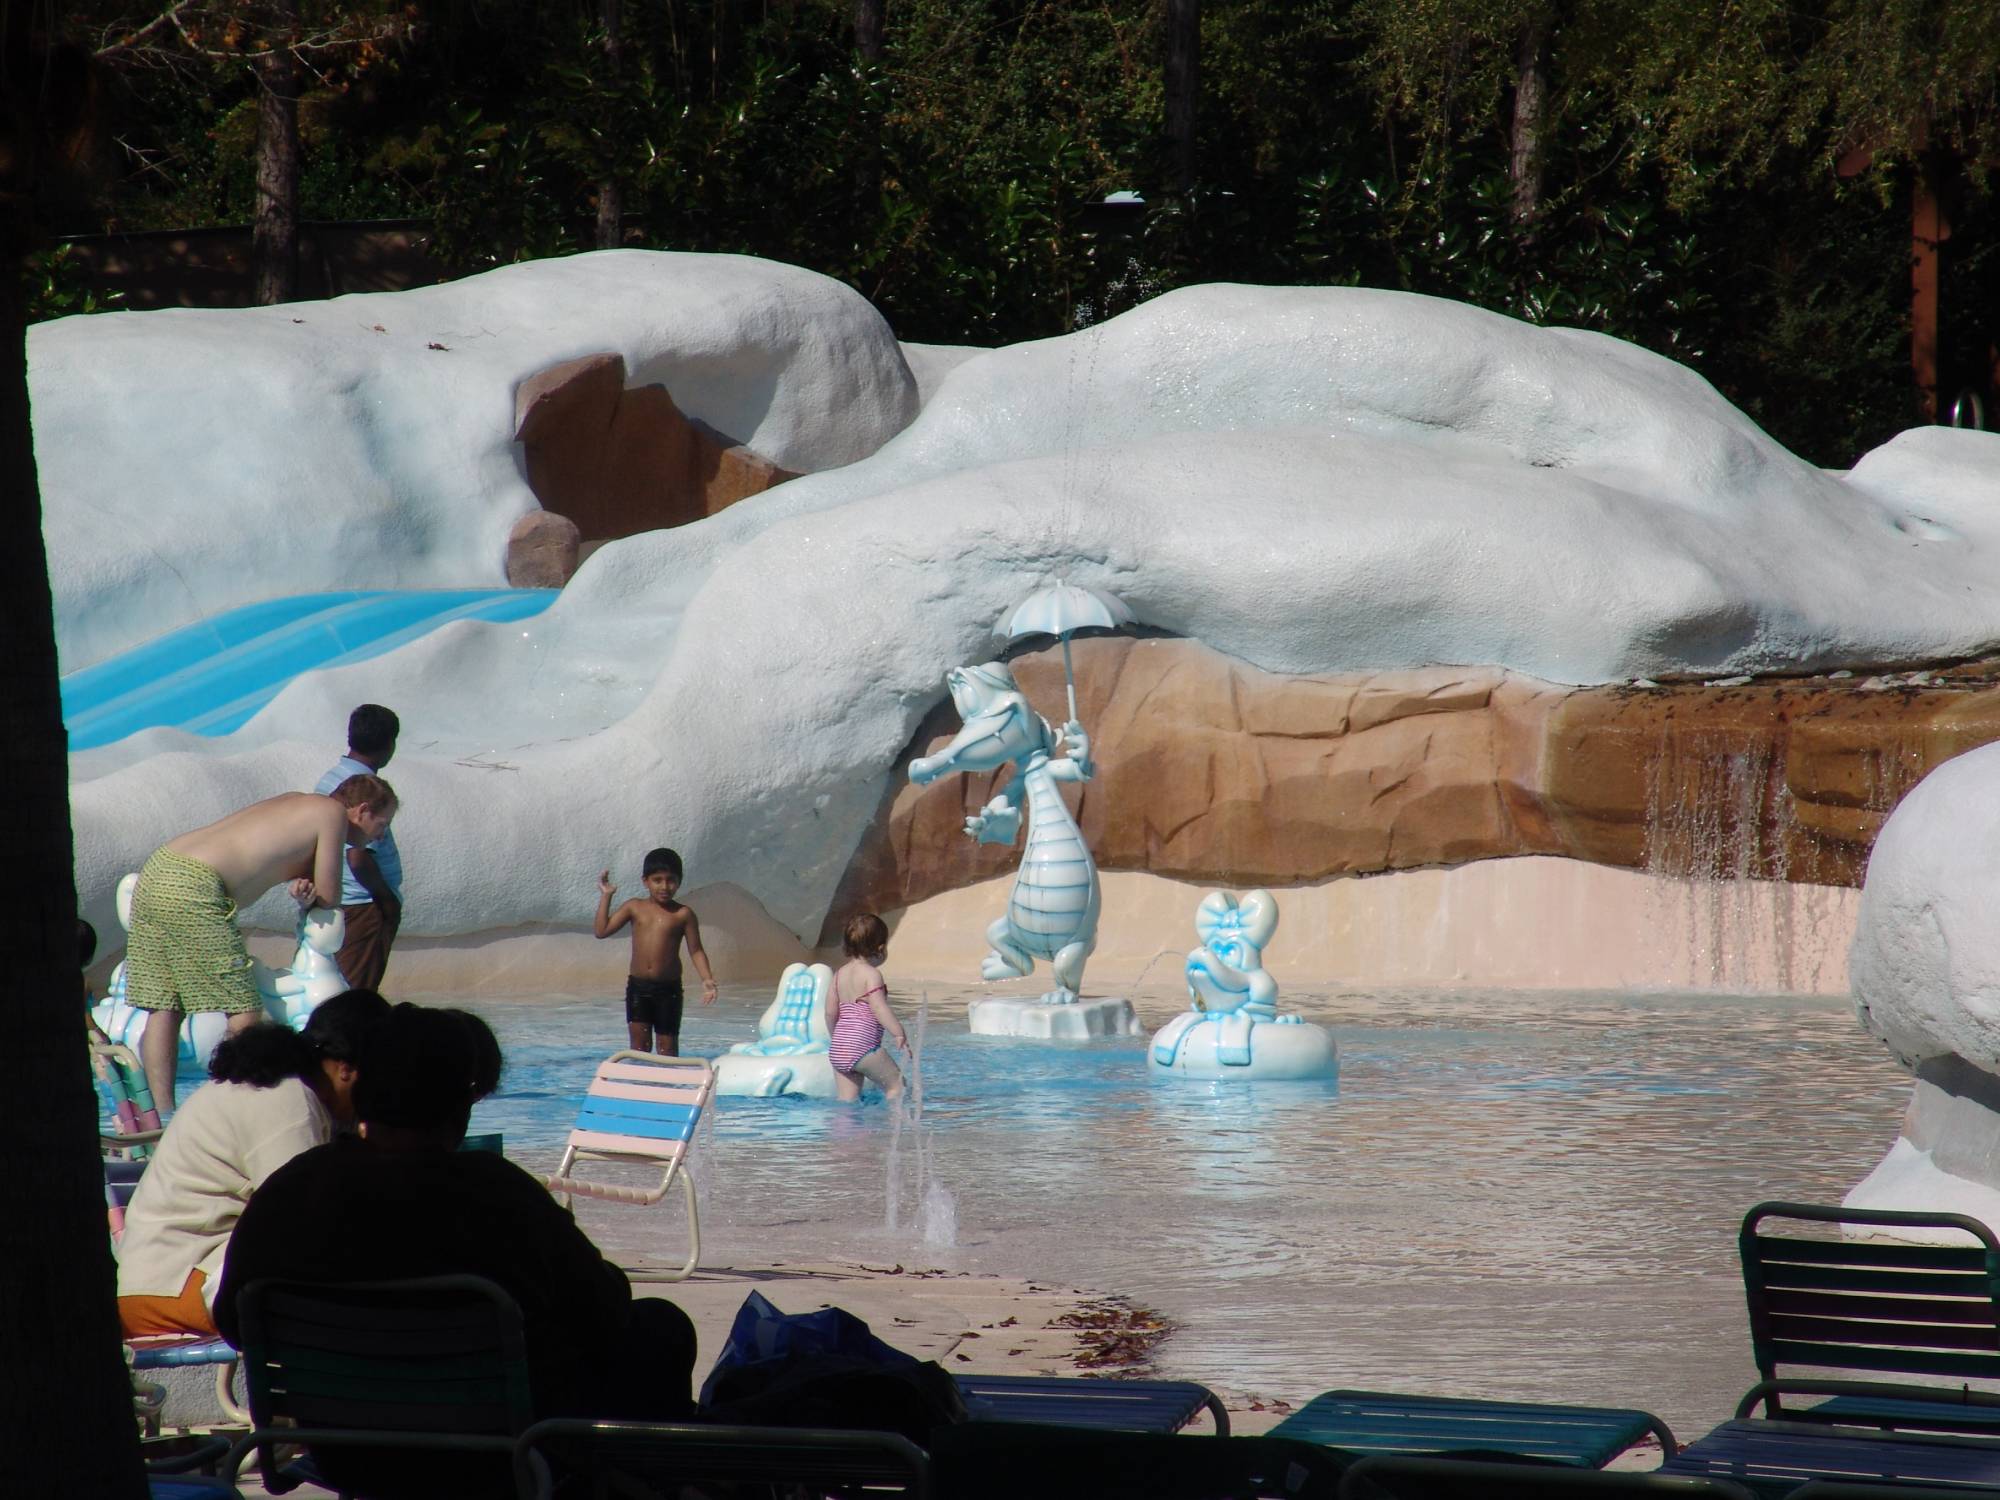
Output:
[503, 509, 582, 587]
[822, 639, 2000, 945]
[513, 352, 797, 545]
[1537, 676, 1997, 883]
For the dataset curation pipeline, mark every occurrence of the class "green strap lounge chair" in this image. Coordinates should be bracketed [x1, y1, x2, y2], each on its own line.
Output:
[1339, 1454, 1755, 1498]
[522, 1421, 1344, 1500]
[954, 1372, 1230, 1434]
[1271, 1390, 1676, 1468]
[222, 1275, 534, 1498]
[1729, 1201, 2000, 1436]
[515, 1418, 933, 1500]
[1656, 1201, 2000, 1496]
[1661, 1419, 2000, 1496]
[927, 1421, 1346, 1499]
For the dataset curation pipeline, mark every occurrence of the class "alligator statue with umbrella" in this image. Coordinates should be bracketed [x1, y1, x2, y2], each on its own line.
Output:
[909, 582, 1140, 1038]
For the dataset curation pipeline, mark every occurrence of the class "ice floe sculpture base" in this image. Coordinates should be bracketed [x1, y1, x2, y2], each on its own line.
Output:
[1150, 1013, 1339, 1080]
[1844, 1064, 2000, 1242]
[968, 995, 1139, 1039]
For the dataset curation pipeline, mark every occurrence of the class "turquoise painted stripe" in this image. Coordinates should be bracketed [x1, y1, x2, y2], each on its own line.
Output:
[63, 589, 559, 750]
[577, 1097, 701, 1130]
[575, 1108, 696, 1142]
[176, 591, 554, 739]
[60, 594, 354, 713]
[582, 1096, 701, 1123]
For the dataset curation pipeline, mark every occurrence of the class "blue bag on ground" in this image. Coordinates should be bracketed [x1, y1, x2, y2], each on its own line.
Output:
[697, 1290, 967, 1442]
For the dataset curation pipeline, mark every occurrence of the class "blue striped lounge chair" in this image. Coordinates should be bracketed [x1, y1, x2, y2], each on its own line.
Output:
[541, 1051, 714, 1282]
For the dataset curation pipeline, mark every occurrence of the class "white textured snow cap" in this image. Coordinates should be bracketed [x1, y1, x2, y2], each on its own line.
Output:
[32, 250, 917, 669]
[1852, 744, 2000, 1073]
[589, 284, 2000, 684]
[59, 273, 2000, 951]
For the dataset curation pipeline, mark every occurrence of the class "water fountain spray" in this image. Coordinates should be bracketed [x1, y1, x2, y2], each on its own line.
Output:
[884, 990, 957, 1248]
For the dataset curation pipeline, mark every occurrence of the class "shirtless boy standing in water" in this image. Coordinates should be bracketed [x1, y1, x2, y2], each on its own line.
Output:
[129, 775, 398, 1111]
[594, 847, 718, 1055]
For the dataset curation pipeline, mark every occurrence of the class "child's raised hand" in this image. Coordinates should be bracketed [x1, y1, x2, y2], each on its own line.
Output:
[597, 870, 616, 897]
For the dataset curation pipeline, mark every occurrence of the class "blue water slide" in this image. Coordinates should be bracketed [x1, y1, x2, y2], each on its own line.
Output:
[62, 589, 558, 751]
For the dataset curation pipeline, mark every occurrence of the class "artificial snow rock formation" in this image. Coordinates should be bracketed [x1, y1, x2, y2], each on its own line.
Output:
[45, 263, 2000, 962]
[33, 250, 915, 669]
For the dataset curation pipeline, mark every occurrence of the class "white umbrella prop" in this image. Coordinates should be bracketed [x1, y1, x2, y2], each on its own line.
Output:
[1000, 582, 1135, 723]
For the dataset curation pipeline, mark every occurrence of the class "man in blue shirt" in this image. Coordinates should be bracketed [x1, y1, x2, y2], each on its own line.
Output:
[314, 704, 404, 989]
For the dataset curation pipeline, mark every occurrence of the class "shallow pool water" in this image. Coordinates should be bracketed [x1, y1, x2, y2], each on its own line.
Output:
[389, 984, 1913, 1438]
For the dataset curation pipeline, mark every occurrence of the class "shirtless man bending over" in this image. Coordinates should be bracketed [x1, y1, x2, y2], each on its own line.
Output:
[129, 774, 398, 1112]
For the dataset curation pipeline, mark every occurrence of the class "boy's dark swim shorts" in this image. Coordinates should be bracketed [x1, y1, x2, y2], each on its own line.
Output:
[624, 974, 685, 1032]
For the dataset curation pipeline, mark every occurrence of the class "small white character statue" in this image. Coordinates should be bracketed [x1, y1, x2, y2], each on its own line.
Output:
[262, 905, 352, 1028]
[1149, 890, 1337, 1080]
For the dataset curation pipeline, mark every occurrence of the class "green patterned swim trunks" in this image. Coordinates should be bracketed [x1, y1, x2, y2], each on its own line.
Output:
[124, 846, 263, 1016]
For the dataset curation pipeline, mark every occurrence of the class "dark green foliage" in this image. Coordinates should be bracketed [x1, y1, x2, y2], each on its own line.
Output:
[37, 0, 2000, 466]
[24, 244, 125, 321]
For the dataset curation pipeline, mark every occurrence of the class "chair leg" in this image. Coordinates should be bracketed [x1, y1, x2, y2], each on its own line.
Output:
[133, 1375, 167, 1437]
[628, 1170, 700, 1283]
[214, 1356, 251, 1427]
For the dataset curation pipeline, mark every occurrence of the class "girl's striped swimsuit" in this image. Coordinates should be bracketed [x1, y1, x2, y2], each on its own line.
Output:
[827, 982, 887, 1070]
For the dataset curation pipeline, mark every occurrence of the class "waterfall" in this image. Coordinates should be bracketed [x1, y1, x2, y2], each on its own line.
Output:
[1640, 726, 1897, 992]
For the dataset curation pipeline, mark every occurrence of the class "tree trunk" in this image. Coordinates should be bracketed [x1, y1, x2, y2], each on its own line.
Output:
[597, 0, 624, 250]
[252, 2, 301, 305]
[855, 0, 885, 62]
[0, 27, 148, 1494]
[1164, 0, 1199, 193]
[1911, 154, 1948, 423]
[852, 1, 887, 208]
[1509, 20, 1548, 234]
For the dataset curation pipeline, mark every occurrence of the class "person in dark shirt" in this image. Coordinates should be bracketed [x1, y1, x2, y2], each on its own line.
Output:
[216, 1003, 697, 1488]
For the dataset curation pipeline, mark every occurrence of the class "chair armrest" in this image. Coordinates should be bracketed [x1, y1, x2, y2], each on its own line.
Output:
[224, 1426, 516, 1493]
[1739, 1378, 2000, 1424]
[1743, 1201, 2000, 1248]
[515, 1418, 930, 1500]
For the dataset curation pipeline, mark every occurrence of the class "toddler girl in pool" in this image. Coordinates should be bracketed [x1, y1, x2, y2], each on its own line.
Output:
[825, 913, 910, 1102]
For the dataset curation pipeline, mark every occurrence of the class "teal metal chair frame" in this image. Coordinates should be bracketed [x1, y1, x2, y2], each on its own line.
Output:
[222, 1275, 534, 1497]
[515, 1417, 932, 1500]
[1338, 1454, 1756, 1499]
[954, 1372, 1229, 1434]
[1271, 1389, 1675, 1469]
[926, 1421, 1346, 1499]
[1735, 1201, 2000, 1433]
[1660, 1202, 2000, 1495]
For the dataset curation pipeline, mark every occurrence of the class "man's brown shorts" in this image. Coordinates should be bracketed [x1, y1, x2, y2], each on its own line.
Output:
[336, 901, 400, 991]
